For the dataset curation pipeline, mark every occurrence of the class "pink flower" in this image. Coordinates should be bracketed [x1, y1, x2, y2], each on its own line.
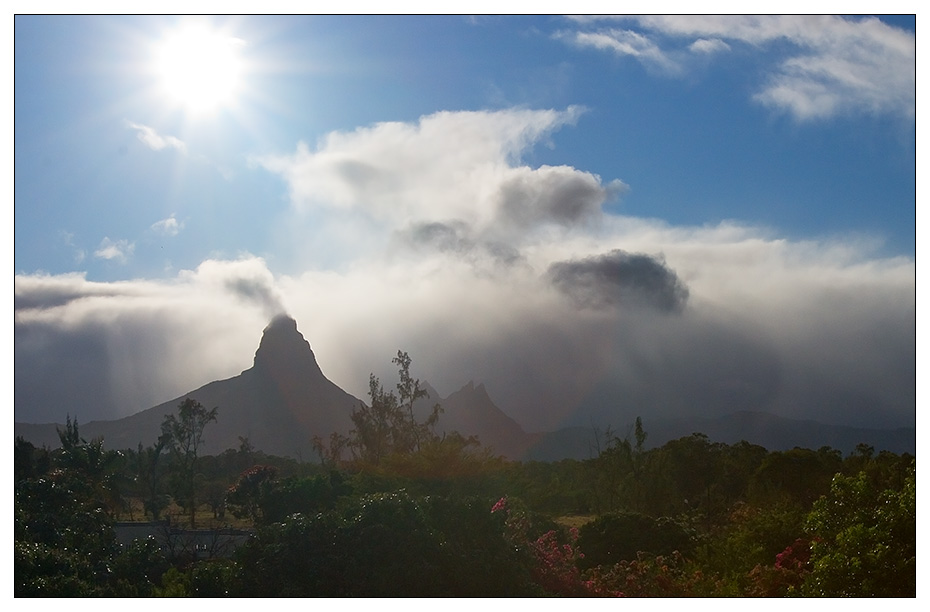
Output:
[491, 496, 508, 513]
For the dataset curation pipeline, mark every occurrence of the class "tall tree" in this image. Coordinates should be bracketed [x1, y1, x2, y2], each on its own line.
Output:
[161, 399, 218, 527]
[801, 465, 915, 596]
[346, 351, 441, 465]
[133, 438, 170, 522]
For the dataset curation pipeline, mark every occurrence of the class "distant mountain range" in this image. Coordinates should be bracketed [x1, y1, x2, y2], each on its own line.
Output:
[14, 315, 915, 459]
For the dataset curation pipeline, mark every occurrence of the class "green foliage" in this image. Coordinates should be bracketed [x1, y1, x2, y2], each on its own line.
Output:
[15, 436, 52, 483]
[576, 511, 693, 570]
[15, 539, 101, 597]
[153, 567, 191, 597]
[585, 426, 640, 514]
[13, 400, 916, 597]
[706, 502, 806, 572]
[189, 559, 238, 597]
[161, 398, 219, 527]
[491, 496, 602, 596]
[224, 464, 279, 523]
[234, 491, 540, 596]
[226, 467, 352, 525]
[340, 351, 441, 465]
[130, 438, 170, 521]
[749, 446, 842, 507]
[15, 418, 170, 597]
[106, 537, 171, 597]
[800, 465, 915, 596]
[502, 459, 591, 516]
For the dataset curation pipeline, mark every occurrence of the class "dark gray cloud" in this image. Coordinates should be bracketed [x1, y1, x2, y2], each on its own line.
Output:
[405, 220, 472, 253]
[225, 277, 286, 319]
[547, 249, 689, 312]
[400, 220, 524, 267]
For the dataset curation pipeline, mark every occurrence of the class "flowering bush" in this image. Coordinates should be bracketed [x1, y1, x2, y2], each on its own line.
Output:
[529, 528, 592, 596]
[582, 550, 715, 597]
[744, 538, 813, 596]
[493, 496, 615, 596]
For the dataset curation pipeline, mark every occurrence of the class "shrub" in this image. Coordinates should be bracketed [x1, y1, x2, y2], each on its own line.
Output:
[577, 511, 692, 570]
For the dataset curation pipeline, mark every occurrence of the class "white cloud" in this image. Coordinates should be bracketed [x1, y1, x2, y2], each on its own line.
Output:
[254, 108, 630, 273]
[561, 15, 915, 121]
[15, 108, 915, 436]
[689, 38, 730, 54]
[125, 120, 187, 153]
[558, 28, 681, 74]
[94, 237, 135, 263]
[16, 217, 915, 432]
[14, 257, 285, 422]
[150, 214, 183, 236]
[258, 107, 583, 219]
[256, 106, 627, 259]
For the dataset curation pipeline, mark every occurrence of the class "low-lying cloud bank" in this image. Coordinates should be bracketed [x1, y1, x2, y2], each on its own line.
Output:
[15, 226, 914, 432]
[15, 107, 914, 433]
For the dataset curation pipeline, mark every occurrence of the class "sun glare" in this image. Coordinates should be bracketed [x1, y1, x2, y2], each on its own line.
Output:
[153, 23, 245, 114]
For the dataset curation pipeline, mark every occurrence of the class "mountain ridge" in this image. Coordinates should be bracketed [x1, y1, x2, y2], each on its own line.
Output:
[14, 316, 915, 459]
[14, 316, 360, 458]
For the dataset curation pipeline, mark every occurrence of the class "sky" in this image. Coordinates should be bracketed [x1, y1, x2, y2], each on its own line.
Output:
[13, 13, 917, 434]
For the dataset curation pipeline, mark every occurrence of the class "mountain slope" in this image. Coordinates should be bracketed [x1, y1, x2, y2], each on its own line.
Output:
[14, 316, 914, 460]
[522, 411, 916, 461]
[15, 315, 362, 458]
[415, 381, 537, 459]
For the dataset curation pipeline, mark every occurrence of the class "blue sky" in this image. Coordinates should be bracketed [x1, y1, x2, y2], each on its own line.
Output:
[14, 15, 916, 433]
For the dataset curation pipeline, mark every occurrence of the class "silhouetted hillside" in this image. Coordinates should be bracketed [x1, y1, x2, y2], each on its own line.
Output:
[416, 381, 537, 459]
[523, 411, 915, 461]
[15, 315, 361, 457]
[15, 316, 915, 460]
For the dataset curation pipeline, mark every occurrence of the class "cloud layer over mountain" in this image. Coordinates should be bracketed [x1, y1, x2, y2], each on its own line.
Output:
[15, 108, 914, 432]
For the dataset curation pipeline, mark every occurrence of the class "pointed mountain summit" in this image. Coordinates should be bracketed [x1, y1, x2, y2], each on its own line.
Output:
[414, 380, 537, 459]
[253, 314, 327, 380]
[15, 315, 362, 458]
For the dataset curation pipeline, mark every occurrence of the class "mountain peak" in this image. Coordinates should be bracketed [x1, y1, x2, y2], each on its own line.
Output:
[265, 313, 298, 333]
[421, 381, 442, 402]
[252, 315, 323, 378]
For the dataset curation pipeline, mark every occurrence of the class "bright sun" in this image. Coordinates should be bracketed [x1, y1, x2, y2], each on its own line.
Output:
[153, 22, 245, 114]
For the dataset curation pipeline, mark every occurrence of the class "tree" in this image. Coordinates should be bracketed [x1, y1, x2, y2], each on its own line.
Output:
[130, 437, 171, 521]
[577, 511, 692, 570]
[161, 398, 218, 527]
[15, 436, 51, 485]
[233, 491, 540, 596]
[633, 416, 647, 455]
[800, 465, 915, 596]
[345, 351, 441, 465]
[226, 465, 280, 524]
[54, 415, 125, 518]
[749, 446, 842, 507]
[15, 418, 168, 596]
[392, 350, 440, 452]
